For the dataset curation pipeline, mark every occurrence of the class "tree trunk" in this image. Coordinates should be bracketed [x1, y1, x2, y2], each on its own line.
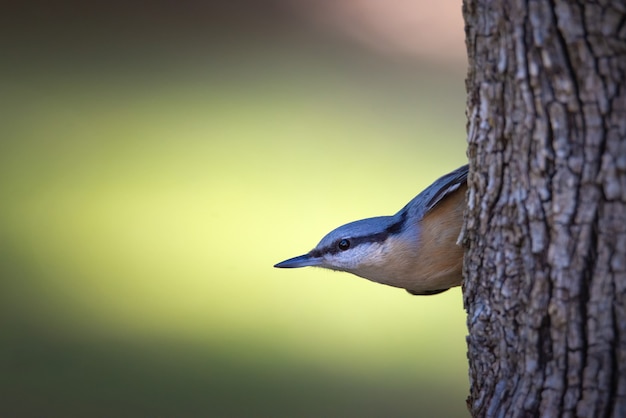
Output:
[462, 1, 626, 417]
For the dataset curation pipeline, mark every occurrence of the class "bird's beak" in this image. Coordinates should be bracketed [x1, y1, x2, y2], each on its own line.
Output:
[274, 254, 321, 268]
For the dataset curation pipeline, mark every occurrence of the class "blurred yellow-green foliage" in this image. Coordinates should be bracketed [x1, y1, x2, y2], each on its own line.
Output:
[1, 2, 469, 417]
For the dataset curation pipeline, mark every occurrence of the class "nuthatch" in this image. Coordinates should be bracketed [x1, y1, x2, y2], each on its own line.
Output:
[274, 164, 468, 295]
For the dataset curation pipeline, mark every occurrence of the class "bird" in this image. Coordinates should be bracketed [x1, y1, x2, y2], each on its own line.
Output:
[274, 164, 469, 295]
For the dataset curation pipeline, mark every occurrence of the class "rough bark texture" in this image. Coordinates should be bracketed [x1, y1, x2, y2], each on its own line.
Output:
[462, 1, 626, 417]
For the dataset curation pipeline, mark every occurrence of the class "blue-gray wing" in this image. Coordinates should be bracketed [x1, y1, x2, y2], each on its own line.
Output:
[401, 164, 469, 220]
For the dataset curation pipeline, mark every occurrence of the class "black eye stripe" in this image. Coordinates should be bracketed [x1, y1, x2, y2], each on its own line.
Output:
[308, 212, 407, 258]
[338, 239, 350, 251]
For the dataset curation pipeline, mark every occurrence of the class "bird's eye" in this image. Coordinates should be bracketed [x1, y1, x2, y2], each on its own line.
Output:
[337, 239, 350, 251]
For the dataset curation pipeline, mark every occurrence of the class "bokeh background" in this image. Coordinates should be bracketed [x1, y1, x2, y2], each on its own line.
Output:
[1, 1, 469, 416]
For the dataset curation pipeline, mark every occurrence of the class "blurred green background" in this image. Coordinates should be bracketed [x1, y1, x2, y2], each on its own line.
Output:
[1, 1, 468, 417]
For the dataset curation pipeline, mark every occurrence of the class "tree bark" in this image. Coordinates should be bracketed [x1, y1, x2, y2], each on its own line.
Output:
[462, 1, 626, 417]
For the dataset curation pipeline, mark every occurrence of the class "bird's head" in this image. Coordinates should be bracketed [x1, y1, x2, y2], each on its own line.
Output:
[274, 213, 413, 285]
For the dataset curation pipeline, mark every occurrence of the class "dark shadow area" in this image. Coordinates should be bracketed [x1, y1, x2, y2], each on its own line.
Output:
[0, 326, 466, 418]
